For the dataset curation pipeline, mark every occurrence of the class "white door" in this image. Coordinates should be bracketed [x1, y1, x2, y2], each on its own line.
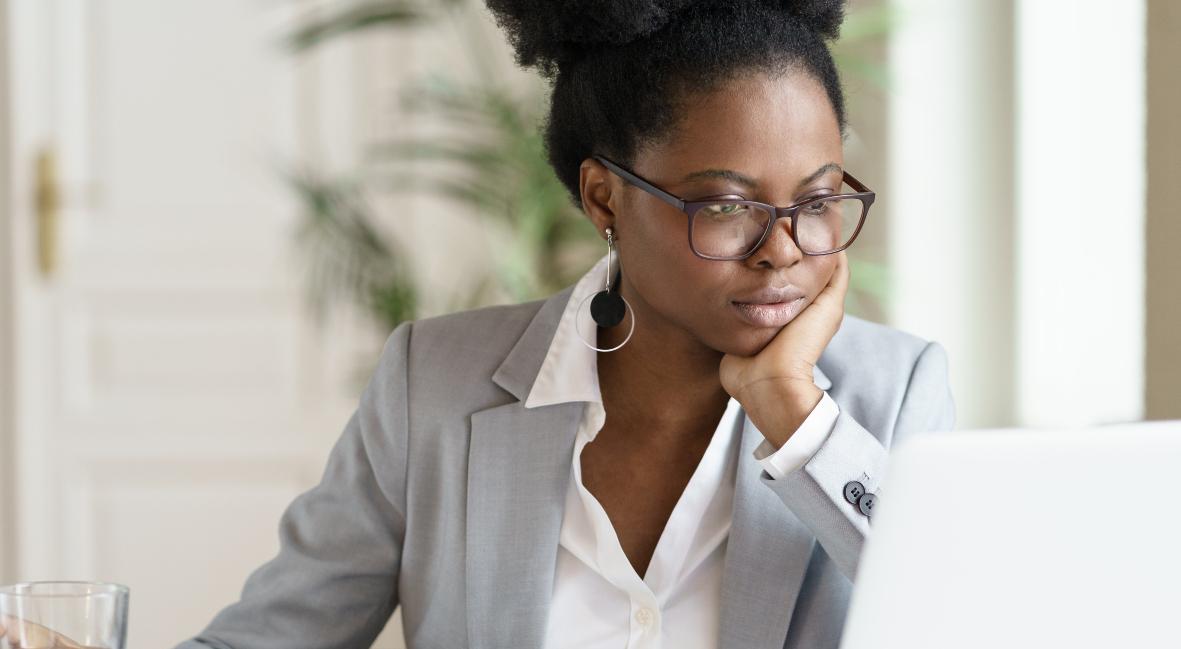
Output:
[5, 1, 405, 646]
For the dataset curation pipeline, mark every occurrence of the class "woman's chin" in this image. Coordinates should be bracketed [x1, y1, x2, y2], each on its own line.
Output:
[717, 327, 780, 358]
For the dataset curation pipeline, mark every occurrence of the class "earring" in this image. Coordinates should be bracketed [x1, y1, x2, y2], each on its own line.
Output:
[576, 226, 635, 352]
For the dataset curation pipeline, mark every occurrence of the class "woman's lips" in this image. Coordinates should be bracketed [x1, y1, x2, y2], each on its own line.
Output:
[730, 297, 806, 327]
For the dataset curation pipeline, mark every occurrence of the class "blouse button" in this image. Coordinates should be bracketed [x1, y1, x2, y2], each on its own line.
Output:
[634, 607, 654, 626]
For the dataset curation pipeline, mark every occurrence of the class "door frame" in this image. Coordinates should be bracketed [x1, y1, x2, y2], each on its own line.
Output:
[0, 0, 16, 586]
[0, 0, 49, 584]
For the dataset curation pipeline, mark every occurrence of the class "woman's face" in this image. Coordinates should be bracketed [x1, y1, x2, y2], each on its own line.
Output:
[588, 69, 845, 358]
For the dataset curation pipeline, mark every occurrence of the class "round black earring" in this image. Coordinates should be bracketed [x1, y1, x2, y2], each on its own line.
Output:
[575, 226, 635, 352]
[590, 228, 626, 327]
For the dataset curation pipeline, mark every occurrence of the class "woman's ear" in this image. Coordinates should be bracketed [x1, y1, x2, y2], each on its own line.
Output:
[579, 157, 617, 238]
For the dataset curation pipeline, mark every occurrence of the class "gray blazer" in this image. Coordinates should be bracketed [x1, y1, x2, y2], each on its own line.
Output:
[177, 282, 955, 649]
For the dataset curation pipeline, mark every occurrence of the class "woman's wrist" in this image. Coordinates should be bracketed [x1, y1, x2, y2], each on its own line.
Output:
[744, 380, 824, 450]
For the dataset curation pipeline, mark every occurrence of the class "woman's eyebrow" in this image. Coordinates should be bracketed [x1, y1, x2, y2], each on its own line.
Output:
[680, 162, 843, 190]
[679, 168, 759, 189]
[797, 162, 843, 188]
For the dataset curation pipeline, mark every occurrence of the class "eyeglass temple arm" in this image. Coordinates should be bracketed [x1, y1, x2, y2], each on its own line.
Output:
[842, 170, 873, 196]
[592, 155, 686, 210]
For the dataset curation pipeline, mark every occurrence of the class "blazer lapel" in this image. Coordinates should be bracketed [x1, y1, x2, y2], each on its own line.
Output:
[465, 286, 581, 649]
[717, 363, 833, 649]
[466, 399, 583, 648]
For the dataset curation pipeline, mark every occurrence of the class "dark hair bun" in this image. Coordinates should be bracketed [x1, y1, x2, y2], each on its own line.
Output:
[771, 0, 847, 40]
[486, 0, 846, 75]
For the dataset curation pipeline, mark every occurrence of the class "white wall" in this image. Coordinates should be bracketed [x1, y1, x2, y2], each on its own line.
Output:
[887, 0, 1146, 429]
[1014, 0, 1145, 426]
[887, 0, 1016, 428]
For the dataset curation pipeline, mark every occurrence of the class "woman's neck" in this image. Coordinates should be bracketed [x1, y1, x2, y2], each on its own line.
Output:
[595, 305, 731, 444]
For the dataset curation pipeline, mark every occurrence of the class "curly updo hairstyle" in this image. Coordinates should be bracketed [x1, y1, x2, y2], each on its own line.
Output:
[484, 0, 849, 208]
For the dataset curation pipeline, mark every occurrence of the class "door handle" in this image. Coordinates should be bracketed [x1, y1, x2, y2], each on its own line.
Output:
[34, 147, 59, 278]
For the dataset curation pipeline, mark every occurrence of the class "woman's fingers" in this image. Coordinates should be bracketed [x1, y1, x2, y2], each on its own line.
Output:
[1, 615, 56, 646]
[813, 250, 849, 309]
[834, 250, 850, 294]
[0, 614, 88, 648]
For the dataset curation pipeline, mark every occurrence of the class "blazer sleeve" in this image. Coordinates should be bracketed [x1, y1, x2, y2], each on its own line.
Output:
[758, 340, 956, 581]
[174, 321, 413, 649]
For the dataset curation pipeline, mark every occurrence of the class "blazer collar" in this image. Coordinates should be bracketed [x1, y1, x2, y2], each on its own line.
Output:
[490, 283, 577, 402]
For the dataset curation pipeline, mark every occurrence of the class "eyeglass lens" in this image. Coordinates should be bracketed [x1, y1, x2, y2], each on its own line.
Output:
[690, 187, 865, 257]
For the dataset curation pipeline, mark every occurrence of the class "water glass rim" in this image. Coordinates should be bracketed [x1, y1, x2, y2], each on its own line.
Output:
[0, 581, 129, 598]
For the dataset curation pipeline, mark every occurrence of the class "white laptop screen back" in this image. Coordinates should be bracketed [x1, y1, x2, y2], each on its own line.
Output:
[840, 421, 1181, 649]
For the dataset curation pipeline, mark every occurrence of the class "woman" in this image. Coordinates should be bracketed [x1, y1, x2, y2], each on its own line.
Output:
[177, 1, 954, 647]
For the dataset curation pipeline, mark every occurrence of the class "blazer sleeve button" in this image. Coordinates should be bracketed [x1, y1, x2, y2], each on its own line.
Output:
[856, 492, 878, 517]
[843, 480, 866, 504]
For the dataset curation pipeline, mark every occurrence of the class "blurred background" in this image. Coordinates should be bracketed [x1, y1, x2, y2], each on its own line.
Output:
[0, 0, 1175, 647]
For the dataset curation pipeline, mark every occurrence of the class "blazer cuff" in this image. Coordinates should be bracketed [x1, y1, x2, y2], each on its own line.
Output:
[758, 410, 888, 580]
[751, 391, 840, 480]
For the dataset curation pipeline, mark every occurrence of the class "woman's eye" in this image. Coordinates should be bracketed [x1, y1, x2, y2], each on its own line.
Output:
[803, 200, 829, 215]
[704, 203, 745, 218]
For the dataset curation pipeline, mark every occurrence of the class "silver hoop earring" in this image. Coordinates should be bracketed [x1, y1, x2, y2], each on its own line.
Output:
[576, 226, 635, 352]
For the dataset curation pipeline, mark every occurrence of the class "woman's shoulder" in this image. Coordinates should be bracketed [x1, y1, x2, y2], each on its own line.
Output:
[409, 294, 556, 352]
[822, 314, 949, 388]
[832, 314, 935, 355]
[823, 314, 955, 434]
[372, 287, 573, 405]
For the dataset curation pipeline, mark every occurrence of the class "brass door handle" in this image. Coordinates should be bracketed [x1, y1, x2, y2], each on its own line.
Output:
[34, 147, 59, 278]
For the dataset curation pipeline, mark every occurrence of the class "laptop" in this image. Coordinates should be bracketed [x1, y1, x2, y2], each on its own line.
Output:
[839, 420, 1181, 649]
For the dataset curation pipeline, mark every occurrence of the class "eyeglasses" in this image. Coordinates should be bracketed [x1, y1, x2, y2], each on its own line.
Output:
[593, 154, 875, 260]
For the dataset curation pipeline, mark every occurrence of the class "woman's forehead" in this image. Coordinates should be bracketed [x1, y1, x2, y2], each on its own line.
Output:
[639, 71, 843, 180]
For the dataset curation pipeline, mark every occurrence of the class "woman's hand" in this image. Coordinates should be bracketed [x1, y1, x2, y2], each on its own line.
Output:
[719, 251, 849, 450]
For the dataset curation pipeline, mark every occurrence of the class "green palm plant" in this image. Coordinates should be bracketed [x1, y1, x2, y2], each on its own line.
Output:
[372, 72, 598, 304]
[284, 0, 895, 333]
[287, 168, 419, 333]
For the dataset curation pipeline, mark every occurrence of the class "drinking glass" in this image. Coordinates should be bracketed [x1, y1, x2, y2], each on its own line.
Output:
[0, 582, 128, 649]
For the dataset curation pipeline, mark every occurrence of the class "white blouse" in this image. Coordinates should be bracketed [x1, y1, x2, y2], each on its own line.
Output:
[527, 253, 840, 649]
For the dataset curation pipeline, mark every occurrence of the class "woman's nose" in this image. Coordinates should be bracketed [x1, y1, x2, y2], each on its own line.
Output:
[747, 215, 803, 268]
